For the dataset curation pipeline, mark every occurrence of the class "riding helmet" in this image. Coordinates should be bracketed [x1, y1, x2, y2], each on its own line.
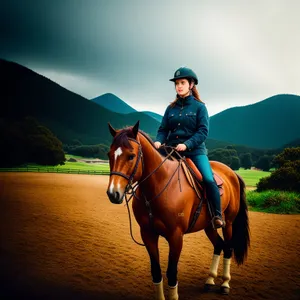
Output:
[169, 66, 198, 85]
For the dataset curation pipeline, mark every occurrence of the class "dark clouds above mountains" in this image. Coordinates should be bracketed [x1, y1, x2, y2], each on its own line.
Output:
[1, 0, 299, 115]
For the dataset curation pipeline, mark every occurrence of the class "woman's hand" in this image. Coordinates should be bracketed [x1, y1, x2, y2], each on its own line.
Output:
[175, 143, 187, 151]
[154, 141, 162, 149]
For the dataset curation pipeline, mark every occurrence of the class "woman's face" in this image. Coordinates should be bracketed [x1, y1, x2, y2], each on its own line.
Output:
[175, 78, 193, 97]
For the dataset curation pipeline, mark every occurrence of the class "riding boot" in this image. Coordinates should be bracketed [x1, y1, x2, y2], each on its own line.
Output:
[205, 181, 225, 229]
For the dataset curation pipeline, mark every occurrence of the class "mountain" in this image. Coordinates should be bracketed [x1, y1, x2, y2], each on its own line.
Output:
[91, 93, 163, 122]
[142, 111, 163, 123]
[282, 138, 300, 149]
[209, 94, 300, 149]
[91, 93, 137, 114]
[2, 58, 299, 151]
[0, 58, 160, 145]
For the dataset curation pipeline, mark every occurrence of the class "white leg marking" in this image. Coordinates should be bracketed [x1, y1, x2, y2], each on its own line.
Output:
[114, 147, 123, 160]
[206, 254, 220, 285]
[168, 281, 178, 300]
[221, 258, 231, 288]
[154, 279, 165, 300]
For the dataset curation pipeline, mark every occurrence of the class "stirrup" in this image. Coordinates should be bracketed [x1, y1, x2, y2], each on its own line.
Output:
[212, 216, 226, 229]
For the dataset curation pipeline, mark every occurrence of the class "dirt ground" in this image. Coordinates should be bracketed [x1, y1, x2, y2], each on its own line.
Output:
[0, 173, 299, 300]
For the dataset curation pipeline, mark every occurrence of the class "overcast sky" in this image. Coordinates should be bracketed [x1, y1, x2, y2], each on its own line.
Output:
[1, 0, 299, 116]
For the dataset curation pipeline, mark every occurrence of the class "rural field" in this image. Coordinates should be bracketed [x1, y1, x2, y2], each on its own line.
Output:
[0, 173, 299, 300]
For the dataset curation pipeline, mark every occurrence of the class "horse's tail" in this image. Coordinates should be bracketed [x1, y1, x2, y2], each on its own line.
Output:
[231, 173, 250, 265]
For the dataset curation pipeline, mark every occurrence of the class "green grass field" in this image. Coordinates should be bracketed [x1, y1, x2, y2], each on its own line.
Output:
[0, 155, 110, 174]
[1, 154, 271, 187]
[235, 168, 271, 187]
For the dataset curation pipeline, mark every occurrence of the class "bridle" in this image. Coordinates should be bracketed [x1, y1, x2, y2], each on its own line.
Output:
[109, 137, 180, 200]
[109, 137, 144, 192]
[109, 136, 182, 246]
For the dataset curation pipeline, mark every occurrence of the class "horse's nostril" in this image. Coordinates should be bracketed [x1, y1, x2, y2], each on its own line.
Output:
[106, 189, 122, 203]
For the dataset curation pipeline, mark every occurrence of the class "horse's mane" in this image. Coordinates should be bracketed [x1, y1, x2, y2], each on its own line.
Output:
[112, 126, 156, 150]
[138, 130, 156, 147]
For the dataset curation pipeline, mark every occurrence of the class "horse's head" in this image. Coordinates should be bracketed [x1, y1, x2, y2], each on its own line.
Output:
[106, 121, 143, 204]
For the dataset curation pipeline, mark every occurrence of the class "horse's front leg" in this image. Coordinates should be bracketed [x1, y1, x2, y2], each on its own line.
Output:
[166, 229, 183, 300]
[204, 226, 224, 290]
[141, 228, 165, 300]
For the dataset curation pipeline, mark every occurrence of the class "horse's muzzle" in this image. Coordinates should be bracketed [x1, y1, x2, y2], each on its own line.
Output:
[106, 190, 124, 204]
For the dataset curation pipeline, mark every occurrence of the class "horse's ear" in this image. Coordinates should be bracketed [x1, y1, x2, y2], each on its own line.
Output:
[132, 120, 140, 138]
[108, 122, 117, 137]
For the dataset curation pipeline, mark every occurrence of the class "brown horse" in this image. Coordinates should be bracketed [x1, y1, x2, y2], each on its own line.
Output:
[106, 121, 250, 300]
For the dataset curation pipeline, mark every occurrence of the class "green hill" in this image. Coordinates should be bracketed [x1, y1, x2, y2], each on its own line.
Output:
[91, 93, 163, 122]
[2, 58, 298, 153]
[91, 93, 137, 114]
[0, 59, 160, 145]
[142, 111, 163, 122]
[209, 94, 300, 149]
[282, 138, 300, 149]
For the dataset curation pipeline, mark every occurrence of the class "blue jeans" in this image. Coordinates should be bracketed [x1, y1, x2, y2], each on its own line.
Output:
[186, 154, 222, 217]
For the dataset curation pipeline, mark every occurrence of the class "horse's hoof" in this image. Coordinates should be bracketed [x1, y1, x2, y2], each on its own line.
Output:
[220, 286, 230, 295]
[204, 284, 215, 292]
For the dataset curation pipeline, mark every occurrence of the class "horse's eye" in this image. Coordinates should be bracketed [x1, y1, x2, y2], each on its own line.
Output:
[129, 154, 135, 161]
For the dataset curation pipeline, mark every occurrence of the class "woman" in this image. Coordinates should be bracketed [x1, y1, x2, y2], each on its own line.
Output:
[154, 66, 225, 229]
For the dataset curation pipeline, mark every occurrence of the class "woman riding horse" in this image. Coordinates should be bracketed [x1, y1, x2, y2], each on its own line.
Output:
[154, 66, 224, 229]
[106, 121, 250, 300]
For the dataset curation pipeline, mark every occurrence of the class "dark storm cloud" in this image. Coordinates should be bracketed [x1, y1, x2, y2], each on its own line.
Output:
[1, 0, 299, 115]
[1, 1, 112, 73]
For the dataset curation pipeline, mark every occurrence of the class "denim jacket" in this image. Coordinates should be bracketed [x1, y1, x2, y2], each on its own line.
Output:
[155, 94, 209, 156]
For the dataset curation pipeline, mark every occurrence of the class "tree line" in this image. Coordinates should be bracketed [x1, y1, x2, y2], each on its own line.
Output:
[0, 117, 66, 167]
[207, 145, 276, 171]
[63, 143, 109, 159]
[0, 116, 110, 167]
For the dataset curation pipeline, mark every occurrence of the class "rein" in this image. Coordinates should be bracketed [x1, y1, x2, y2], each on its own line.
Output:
[110, 137, 183, 246]
[124, 145, 183, 247]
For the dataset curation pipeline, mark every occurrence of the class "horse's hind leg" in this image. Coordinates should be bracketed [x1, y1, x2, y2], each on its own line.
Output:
[204, 226, 224, 291]
[141, 228, 165, 300]
[166, 229, 183, 300]
[220, 223, 233, 295]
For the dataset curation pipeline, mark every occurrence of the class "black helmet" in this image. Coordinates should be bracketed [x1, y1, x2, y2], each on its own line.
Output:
[169, 66, 198, 85]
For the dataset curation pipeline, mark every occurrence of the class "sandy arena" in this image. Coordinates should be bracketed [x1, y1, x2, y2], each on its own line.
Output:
[0, 173, 299, 300]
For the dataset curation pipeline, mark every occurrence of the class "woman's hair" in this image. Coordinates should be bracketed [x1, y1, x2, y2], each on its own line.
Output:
[169, 78, 205, 107]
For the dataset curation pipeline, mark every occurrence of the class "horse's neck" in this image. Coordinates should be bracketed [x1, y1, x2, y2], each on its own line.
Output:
[139, 134, 175, 182]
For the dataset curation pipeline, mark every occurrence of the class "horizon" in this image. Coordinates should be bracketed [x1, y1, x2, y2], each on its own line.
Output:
[90, 90, 300, 117]
[1, 56, 299, 118]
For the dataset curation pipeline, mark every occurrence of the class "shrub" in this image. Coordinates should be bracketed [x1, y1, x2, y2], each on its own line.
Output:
[247, 190, 300, 214]
[68, 157, 77, 162]
[256, 148, 300, 193]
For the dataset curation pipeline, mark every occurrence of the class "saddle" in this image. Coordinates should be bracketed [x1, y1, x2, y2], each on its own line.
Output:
[168, 153, 224, 232]
[182, 158, 224, 198]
